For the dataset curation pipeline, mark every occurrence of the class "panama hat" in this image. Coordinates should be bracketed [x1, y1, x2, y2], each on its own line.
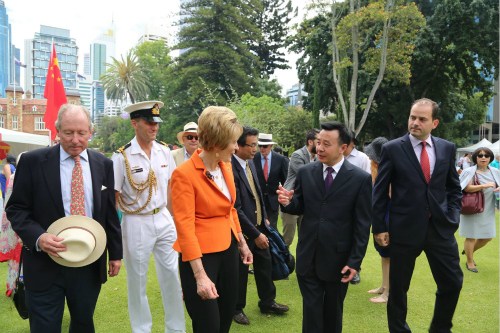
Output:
[365, 137, 388, 164]
[258, 133, 277, 146]
[47, 216, 107, 268]
[176, 122, 198, 143]
[124, 100, 164, 123]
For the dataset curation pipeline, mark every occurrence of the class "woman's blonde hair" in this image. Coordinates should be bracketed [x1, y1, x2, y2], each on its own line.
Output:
[198, 106, 243, 151]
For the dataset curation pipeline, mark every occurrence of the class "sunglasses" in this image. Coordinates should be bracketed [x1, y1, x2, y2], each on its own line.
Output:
[184, 135, 199, 141]
[259, 145, 270, 148]
[477, 154, 490, 158]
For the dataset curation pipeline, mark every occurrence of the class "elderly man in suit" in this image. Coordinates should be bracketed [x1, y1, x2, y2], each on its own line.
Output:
[172, 121, 199, 166]
[253, 133, 288, 229]
[231, 126, 289, 325]
[281, 129, 319, 247]
[6, 104, 122, 333]
[277, 121, 372, 333]
[372, 98, 463, 333]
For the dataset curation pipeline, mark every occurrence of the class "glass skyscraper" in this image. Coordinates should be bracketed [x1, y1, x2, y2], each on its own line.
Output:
[0, 1, 10, 97]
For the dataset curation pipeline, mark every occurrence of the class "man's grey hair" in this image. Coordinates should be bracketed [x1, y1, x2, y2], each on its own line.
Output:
[55, 104, 93, 132]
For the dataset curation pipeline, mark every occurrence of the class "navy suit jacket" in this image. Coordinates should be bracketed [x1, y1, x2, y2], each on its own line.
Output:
[253, 152, 288, 212]
[231, 156, 267, 241]
[282, 160, 372, 281]
[372, 134, 462, 247]
[6, 145, 122, 291]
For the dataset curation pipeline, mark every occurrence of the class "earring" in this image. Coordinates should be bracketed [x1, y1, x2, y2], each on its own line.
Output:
[215, 152, 219, 158]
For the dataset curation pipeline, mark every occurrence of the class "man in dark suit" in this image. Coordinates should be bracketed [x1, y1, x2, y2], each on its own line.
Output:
[253, 133, 288, 229]
[277, 121, 372, 333]
[372, 98, 463, 333]
[232, 126, 289, 325]
[6, 104, 122, 333]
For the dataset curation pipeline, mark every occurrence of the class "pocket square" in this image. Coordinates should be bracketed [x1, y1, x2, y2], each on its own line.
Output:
[101, 185, 107, 191]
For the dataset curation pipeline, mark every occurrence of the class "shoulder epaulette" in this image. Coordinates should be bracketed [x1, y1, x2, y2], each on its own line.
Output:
[116, 142, 131, 153]
[156, 140, 168, 147]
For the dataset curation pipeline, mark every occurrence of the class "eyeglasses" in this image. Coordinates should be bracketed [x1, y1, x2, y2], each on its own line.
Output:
[184, 135, 199, 141]
[244, 143, 258, 148]
[259, 145, 270, 148]
[477, 154, 490, 158]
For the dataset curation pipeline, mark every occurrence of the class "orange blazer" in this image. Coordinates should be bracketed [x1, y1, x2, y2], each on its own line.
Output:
[171, 149, 242, 261]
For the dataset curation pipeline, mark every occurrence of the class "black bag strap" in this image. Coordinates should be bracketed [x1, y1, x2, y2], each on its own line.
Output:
[15, 251, 23, 288]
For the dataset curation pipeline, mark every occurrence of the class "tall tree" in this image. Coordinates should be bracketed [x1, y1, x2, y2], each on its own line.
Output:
[171, 0, 261, 122]
[101, 50, 150, 104]
[251, 0, 297, 77]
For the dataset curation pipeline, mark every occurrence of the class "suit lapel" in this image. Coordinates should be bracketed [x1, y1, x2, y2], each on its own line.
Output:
[233, 156, 253, 195]
[221, 161, 236, 204]
[88, 150, 102, 218]
[400, 134, 426, 183]
[41, 145, 64, 217]
[325, 161, 352, 198]
[312, 162, 326, 196]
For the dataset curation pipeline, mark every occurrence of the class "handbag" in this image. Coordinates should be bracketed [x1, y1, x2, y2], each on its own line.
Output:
[263, 225, 295, 280]
[460, 173, 484, 215]
[12, 254, 28, 320]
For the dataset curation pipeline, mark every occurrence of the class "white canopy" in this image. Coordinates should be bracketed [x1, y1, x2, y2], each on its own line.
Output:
[0, 128, 50, 157]
[457, 138, 492, 153]
[489, 140, 499, 155]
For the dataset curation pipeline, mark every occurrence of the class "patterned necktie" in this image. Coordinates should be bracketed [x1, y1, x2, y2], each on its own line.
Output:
[70, 155, 85, 216]
[246, 163, 263, 225]
[263, 156, 269, 182]
[420, 141, 431, 183]
[325, 167, 334, 191]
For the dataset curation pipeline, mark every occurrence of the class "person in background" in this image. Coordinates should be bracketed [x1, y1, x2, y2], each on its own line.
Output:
[459, 147, 500, 273]
[0, 154, 16, 199]
[171, 106, 252, 333]
[6, 104, 122, 333]
[112, 101, 185, 333]
[364, 137, 390, 304]
[281, 129, 318, 248]
[231, 126, 289, 326]
[172, 121, 199, 166]
[0, 152, 25, 297]
[372, 98, 463, 333]
[253, 133, 288, 230]
[490, 154, 500, 169]
[458, 153, 471, 170]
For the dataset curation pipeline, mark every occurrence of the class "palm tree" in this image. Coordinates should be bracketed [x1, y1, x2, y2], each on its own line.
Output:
[101, 50, 150, 104]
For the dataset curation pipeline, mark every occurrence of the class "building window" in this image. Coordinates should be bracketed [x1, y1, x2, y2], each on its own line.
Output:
[12, 116, 18, 130]
[35, 116, 45, 130]
[32, 106, 38, 112]
[0, 105, 3, 112]
[11, 97, 17, 106]
[0, 116, 4, 128]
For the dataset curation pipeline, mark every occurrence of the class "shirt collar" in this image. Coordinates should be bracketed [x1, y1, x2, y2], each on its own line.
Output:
[409, 134, 433, 149]
[60, 146, 89, 162]
[233, 154, 247, 170]
[323, 157, 344, 174]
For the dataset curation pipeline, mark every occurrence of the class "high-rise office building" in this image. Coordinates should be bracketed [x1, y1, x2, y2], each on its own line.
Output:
[0, 0, 11, 97]
[24, 25, 78, 98]
[12, 46, 20, 85]
[83, 53, 91, 76]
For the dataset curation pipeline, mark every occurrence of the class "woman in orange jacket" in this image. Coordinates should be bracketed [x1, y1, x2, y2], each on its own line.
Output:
[170, 106, 252, 333]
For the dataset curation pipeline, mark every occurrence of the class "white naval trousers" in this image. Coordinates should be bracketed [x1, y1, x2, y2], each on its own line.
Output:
[122, 208, 185, 333]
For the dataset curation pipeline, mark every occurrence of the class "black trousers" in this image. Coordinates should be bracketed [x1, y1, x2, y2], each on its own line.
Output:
[388, 224, 463, 333]
[179, 238, 239, 333]
[297, 267, 348, 333]
[264, 197, 279, 229]
[235, 226, 276, 313]
[25, 264, 101, 333]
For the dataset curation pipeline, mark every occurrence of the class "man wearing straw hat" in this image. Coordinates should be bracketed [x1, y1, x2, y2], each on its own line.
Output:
[6, 104, 123, 333]
[112, 101, 185, 333]
[172, 121, 199, 166]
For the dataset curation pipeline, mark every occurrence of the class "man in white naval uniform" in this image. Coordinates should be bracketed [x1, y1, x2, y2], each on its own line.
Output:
[112, 101, 185, 333]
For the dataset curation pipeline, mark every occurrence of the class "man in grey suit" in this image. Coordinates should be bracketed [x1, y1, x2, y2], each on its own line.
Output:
[372, 98, 462, 333]
[278, 121, 372, 333]
[281, 129, 318, 247]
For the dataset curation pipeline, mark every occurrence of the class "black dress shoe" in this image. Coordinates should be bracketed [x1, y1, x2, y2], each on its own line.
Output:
[233, 312, 250, 325]
[350, 272, 361, 285]
[260, 301, 289, 315]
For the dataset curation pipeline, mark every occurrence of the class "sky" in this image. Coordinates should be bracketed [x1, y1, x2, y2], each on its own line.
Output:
[7, 0, 309, 95]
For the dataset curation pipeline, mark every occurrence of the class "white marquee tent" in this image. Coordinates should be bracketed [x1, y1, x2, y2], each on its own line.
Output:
[489, 140, 499, 155]
[0, 128, 50, 157]
[457, 138, 492, 154]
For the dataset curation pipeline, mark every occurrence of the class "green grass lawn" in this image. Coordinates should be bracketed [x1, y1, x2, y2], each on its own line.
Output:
[1, 214, 498, 332]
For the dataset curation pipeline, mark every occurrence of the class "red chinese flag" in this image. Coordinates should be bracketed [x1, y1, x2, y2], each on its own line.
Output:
[43, 44, 67, 140]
